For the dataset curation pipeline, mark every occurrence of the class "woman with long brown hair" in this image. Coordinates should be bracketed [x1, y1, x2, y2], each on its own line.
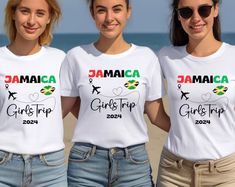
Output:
[60, 0, 170, 186]
[157, 0, 235, 186]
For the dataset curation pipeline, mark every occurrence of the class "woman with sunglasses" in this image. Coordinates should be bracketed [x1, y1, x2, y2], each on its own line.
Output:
[60, 0, 170, 186]
[157, 0, 235, 186]
[0, 0, 67, 186]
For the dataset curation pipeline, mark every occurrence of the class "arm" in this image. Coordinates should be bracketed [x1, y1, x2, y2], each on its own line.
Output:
[61, 96, 79, 118]
[145, 98, 170, 132]
[70, 97, 80, 119]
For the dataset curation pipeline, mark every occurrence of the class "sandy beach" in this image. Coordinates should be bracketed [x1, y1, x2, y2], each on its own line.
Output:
[63, 96, 169, 182]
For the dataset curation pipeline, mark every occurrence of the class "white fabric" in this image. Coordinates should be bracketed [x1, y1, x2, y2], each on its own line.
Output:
[159, 43, 235, 160]
[0, 46, 65, 154]
[60, 43, 165, 148]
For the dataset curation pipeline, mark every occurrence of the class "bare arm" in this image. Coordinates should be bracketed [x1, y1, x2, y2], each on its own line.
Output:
[145, 98, 170, 132]
[61, 96, 79, 118]
[70, 97, 80, 119]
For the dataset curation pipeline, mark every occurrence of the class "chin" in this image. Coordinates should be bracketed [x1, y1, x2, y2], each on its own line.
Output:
[101, 32, 120, 40]
[188, 30, 207, 38]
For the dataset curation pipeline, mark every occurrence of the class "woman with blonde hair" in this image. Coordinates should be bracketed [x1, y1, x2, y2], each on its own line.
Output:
[0, 0, 67, 186]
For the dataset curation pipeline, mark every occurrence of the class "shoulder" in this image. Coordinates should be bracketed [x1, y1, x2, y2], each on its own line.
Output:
[43, 46, 66, 57]
[130, 44, 163, 72]
[133, 44, 157, 56]
[62, 44, 93, 68]
[0, 46, 13, 60]
[0, 46, 9, 56]
[223, 42, 235, 51]
[158, 45, 186, 60]
[0, 46, 5, 55]
[158, 45, 180, 55]
[216, 42, 235, 58]
[0, 46, 6, 51]
[66, 44, 92, 57]
[131, 44, 160, 64]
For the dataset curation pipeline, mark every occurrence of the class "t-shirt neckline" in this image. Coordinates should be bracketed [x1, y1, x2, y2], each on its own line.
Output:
[181, 42, 226, 62]
[91, 43, 136, 59]
[3, 46, 46, 60]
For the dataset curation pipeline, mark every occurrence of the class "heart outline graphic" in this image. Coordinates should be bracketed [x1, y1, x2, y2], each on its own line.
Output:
[29, 93, 39, 102]
[201, 93, 211, 101]
[112, 87, 123, 96]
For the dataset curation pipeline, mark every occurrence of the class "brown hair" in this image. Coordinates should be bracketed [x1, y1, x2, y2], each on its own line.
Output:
[88, 0, 130, 14]
[170, 0, 221, 46]
[4, 0, 61, 45]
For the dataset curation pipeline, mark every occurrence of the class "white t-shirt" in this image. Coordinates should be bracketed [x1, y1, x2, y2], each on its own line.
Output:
[60, 43, 165, 148]
[159, 43, 235, 160]
[0, 46, 65, 154]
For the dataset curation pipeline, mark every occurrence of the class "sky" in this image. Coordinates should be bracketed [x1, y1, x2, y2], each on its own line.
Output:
[0, 0, 235, 34]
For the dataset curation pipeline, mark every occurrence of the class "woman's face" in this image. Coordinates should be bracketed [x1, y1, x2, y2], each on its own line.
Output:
[91, 0, 131, 40]
[177, 0, 218, 42]
[13, 0, 51, 43]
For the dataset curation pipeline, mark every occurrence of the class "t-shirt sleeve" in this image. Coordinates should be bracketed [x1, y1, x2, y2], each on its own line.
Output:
[60, 54, 79, 97]
[145, 54, 166, 101]
[156, 48, 166, 79]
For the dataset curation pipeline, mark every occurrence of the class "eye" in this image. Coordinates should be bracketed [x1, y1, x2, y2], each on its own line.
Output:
[177, 7, 193, 19]
[96, 8, 106, 14]
[19, 9, 30, 15]
[113, 8, 122, 13]
[36, 11, 46, 17]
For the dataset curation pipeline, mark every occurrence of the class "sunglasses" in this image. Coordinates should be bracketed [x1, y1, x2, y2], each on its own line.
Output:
[177, 5, 214, 19]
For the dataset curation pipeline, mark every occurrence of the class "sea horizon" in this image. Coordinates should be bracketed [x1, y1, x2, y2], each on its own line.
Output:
[1, 32, 235, 52]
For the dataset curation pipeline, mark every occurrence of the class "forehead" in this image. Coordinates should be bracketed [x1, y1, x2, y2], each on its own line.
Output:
[93, 0, 127, 7]
[17, 0, 49, 10]
[178, 0, 213, 7]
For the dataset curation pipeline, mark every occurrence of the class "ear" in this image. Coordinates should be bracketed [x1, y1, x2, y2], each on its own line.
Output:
[177, 11, 181, 22]
[47, 17, 51, 24]
[213, 3, 219, 18]
[90, 7, 95, 19]
[127, 6, 132, 19]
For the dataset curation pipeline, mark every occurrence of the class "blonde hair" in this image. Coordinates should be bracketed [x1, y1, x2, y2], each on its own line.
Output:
[4, 0, 62, 45]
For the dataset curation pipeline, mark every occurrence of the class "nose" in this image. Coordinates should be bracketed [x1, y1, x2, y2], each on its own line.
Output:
[27, 14, 36, 25]
[191, 9, 201, 22]
[105, 10, 114, 22]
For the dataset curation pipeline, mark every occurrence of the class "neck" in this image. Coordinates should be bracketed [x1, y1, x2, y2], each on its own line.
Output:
[94, 33, 131, 54]
[187, 34, 222, 57]
[8, 37, 42, 56]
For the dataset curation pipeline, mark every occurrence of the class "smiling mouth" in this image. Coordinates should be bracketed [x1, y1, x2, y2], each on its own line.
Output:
[24, 26, 38, 33]
[189, 24, 206, 32]
[190, 24, 205, 29]
[103, 24, 118, 30]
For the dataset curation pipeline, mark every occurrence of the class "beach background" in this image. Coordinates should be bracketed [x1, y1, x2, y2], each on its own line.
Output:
[1, 33, 235, 182]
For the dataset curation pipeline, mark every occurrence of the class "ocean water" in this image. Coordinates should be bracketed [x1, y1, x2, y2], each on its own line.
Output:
[1, 33, 235, 52]
[51, 33, 171, 52]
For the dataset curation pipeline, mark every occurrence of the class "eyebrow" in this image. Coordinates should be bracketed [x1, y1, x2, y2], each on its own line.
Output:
[113, 4, 124, 8]
[18, 6, 47, 12]
[178, 3, 212, 9]
[95, 4, 124, 9]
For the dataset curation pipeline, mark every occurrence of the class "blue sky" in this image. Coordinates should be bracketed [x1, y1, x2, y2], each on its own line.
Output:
[0, 0, 235, 34]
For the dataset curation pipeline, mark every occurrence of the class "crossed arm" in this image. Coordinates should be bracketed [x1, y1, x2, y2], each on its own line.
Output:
[61, 96, 80, 118]
[144, 98, 170, 132]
